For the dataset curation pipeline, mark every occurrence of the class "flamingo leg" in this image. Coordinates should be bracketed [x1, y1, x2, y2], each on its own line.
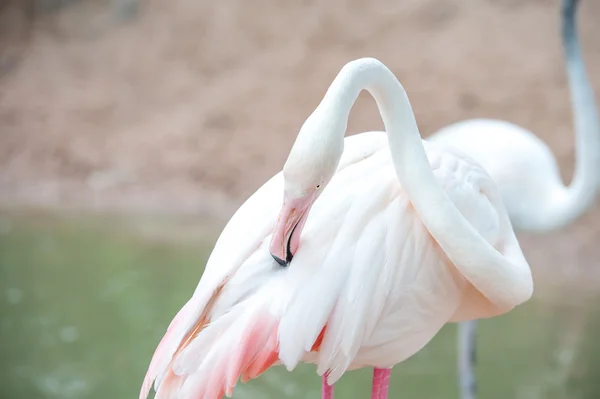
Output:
[371, 368, 392, 399]
[458, 320, 478, 399]
[322, 374, 334, 399]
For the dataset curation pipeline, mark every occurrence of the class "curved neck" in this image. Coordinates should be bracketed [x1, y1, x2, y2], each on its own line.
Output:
[312, 59, 532, 310]
[555, 0, 600, 226]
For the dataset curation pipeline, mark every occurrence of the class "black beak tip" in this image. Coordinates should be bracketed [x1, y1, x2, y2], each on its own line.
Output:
[271, 254, 289, 267]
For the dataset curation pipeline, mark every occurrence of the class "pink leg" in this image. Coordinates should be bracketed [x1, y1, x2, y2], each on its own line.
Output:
[371, 368, 392, 399]
[322, 373, 334, 399]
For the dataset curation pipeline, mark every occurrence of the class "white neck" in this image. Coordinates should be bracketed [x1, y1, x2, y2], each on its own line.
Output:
[312, 58, 532, 310]
[552, 0, 600, 228]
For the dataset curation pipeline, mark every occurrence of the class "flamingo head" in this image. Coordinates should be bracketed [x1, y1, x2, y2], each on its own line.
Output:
[269, 107, 346, 266]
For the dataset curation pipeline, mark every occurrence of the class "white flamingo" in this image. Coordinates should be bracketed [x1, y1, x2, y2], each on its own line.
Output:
[428, 1, 600, 398]
[139, 58, 533, 399]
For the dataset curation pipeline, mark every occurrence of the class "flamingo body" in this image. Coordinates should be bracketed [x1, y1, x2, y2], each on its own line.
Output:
[140, 134, 519, 399]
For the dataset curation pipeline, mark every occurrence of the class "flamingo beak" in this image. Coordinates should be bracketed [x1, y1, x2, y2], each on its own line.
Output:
[269, 194, 316, 266]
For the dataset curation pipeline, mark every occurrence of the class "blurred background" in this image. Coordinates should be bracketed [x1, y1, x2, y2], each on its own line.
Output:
[1, 0, 600, 398]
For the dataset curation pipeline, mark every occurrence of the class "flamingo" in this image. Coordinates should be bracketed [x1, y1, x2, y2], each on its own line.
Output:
[139, 58, 533, 399]
[428, 0, 600, 398]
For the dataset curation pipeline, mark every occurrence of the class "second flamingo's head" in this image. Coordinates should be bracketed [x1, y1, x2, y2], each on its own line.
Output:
[269, 106, 346, 266]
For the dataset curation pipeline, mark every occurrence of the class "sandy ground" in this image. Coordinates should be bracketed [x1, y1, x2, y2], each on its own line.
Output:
[1, 0, 600, 284]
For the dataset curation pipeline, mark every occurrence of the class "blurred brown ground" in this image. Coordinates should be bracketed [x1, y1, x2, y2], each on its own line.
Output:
[1, 0, 600, 285]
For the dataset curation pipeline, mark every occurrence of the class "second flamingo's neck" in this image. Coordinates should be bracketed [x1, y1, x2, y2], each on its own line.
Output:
[553, 0, 600, 228]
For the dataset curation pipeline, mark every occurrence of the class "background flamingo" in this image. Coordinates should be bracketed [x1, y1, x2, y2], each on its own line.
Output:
[139, 58, 533, 399]
[429, 0, 600, 398]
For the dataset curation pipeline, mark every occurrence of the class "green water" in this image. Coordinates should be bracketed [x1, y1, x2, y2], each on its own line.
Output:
[0, 211, 596, 399]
